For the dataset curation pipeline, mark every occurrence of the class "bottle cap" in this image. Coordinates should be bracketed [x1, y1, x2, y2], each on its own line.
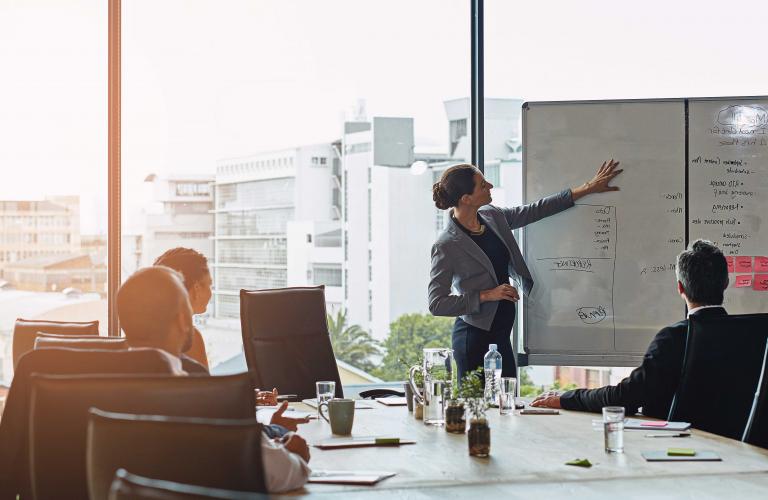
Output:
[489, 344, 497, 351]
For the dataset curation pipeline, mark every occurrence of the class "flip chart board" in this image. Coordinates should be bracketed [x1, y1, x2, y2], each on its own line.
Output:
[521, 97, 768, 366]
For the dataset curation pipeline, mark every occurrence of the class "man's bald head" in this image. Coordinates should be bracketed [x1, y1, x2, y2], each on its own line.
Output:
[117, 266, 193, 354]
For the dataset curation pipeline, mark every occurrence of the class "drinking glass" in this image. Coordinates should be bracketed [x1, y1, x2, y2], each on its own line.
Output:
[603, 406, 625, 453]
[499, 377, 516, 415]
[316, 381, 336, 418]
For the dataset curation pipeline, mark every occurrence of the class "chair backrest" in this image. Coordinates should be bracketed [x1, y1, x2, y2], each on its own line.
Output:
[35, 335, 128, 351]
[109, 469, 268, 500]
[88, 410, 265, 499]
[743, 342, 768, 449]
[669, 313, 768, 439]
[12, 318, 100, 368]
[29, 372, 253, 500]
[240, 286, 342, 399]
[0, 348, 178, 500]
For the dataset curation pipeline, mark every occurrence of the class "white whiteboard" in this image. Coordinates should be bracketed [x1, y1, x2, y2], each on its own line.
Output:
[689, 97, 768, 314]
[521, 98, 768, 366]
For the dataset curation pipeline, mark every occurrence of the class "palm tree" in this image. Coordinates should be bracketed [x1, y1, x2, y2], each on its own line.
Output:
[327, 310, 381, 372]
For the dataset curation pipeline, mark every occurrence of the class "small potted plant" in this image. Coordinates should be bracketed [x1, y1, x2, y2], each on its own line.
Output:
[444, 381, 466, 433]
[459, 368, 490, 457]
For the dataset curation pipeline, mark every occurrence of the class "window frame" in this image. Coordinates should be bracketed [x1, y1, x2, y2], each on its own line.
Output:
[106, 0, 488, 345]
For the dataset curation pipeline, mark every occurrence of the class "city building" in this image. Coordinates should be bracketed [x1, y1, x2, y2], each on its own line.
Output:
[0, 196, 81, 268]
[0, 253, 106, 295]
[341, 117, 437, 340]
[213, 144, 341, 319]
[140, 173, 214, 268]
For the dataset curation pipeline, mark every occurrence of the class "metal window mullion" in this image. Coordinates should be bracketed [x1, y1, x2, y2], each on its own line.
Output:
[470, 0, 484, 172]
[108, 0, 121, 336]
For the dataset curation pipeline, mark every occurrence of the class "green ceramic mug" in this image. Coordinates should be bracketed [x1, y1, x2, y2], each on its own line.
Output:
[319, 398, 355, 435]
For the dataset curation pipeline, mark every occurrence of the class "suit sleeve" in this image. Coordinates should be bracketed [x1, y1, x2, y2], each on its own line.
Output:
[428, 242, 481, 317]
[500, 189, 574, 230]
[559, 325, 684, 417]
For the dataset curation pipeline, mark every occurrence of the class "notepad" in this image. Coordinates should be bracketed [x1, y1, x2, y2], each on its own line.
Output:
[313, 436, 416, 449]
[375, 397, 408, 406]
[642, 450, 721, 462]
[625, 419, 690, 431]
[302, 398, 374, 410]
[309, 470, 396, 485]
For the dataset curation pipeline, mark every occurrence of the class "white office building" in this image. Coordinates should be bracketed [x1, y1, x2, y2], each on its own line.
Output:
[341, 117, 445, 340]
[140, 173, 215, 268]
[213, 144, 341, 319]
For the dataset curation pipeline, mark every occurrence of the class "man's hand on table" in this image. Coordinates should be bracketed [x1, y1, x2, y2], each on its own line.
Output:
[270, 401, 311, 431]
[531, 391, 563, 409]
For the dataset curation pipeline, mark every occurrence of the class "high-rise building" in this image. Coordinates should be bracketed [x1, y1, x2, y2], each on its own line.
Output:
[213, 144, 341, 319]
[141, 174, 215, 267]
[341, 117, 450, 339]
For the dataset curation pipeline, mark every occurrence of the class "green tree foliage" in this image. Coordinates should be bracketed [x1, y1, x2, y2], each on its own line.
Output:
[518, 366, 540, 397]
[373, 313, 453, 381]
[327, 310, 380, 372]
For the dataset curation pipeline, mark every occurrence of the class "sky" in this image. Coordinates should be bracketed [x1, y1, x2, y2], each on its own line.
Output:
[1, 0, 767, 233]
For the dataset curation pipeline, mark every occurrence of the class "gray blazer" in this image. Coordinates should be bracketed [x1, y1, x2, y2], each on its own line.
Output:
[428, 189, 574, 331]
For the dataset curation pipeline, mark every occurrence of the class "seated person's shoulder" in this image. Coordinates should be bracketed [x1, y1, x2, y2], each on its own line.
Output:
[180, 353, 210, 375]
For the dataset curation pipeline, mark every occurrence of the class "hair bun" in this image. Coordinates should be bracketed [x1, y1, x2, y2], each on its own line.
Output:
[432, 182, 449, 210]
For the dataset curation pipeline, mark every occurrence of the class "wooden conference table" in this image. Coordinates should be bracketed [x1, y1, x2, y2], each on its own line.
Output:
[280, 401, 768, 498]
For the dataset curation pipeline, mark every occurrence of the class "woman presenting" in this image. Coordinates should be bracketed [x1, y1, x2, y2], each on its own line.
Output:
[429, 161, 622, 380]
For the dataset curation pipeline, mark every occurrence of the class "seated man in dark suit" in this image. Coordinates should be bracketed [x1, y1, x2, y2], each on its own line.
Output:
[532, 239, 729, 418]
[118, 267, 312, 492]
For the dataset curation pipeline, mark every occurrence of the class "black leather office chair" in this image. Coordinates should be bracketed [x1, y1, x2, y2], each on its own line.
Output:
[88, 410, 265, 499]
[29, 372, 253, 500]
[34, 334, 128, 351]
[669, 313, 768, 440]
[12, 318, 99, 368]
[0, 348, 178, 500]
[743, 342, 768, 449]
[109, 469, 268, 500]
[240, 286, 342, 399]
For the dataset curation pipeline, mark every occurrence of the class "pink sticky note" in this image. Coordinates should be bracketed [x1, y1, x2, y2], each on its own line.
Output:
[753, 275, 768, 291]
[726, 256, 735, 273]
[641, 421, 668, 427]
[735, 275, 753, 288]
[735, 256, 753, 273]
[755, 257, 768, 273]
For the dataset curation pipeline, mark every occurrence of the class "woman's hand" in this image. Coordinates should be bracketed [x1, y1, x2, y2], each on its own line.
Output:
[480, 284, 519, 303]
[572, 159, 622, 201]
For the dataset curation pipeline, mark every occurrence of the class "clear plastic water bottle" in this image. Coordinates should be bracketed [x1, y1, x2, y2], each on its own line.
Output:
[483, 344, 502, 405]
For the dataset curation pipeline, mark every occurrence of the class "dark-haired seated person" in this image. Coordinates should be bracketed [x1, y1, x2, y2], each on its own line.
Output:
[118, 266, 310, 492]
[153, 247, 212, 372]
[153, 247, 278, 405]
[532, 240, 728, 419]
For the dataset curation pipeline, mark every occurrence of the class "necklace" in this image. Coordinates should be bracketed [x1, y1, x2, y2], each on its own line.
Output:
[452, 213, 485, 236]
[469, 224, 486, 236]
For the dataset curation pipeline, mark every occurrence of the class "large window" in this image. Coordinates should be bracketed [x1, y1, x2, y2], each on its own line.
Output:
[0, 0, 107, 384]
[485, 0, 768, 390]
[121, 0, 469, 380]
[15, 1, 764, 391]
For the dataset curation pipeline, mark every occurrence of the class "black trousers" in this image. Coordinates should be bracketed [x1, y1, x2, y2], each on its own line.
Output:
[452, 305, 517, 384]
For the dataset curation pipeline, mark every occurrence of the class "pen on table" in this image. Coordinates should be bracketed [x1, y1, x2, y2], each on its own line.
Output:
[644, 432, 691, 438]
